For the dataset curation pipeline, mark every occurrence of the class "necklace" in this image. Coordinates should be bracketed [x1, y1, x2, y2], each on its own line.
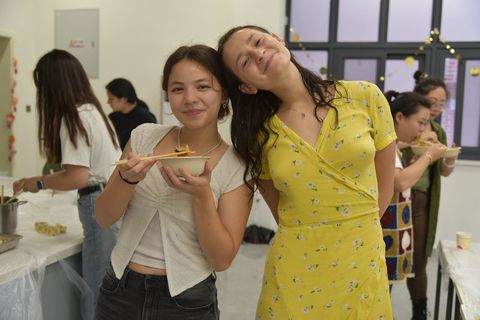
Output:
[177, 127, 223, 156]
[289, 108, 325, 123]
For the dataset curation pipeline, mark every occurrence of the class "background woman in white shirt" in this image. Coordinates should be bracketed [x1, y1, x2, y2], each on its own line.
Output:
[13, 49, 122, 315]
[95, 45, 252, 320]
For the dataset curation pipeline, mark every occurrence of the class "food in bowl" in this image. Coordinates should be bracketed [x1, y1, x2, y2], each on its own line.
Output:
[159, 156, 209, 176]
[174, 144, 192, 154]
[410, 145, 461, 158]
[414, 137, 432, 147]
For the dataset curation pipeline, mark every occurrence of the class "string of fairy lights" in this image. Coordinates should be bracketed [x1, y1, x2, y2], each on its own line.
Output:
[414, 28, 479, 76]
[289, 26, 480, 78]
[419, 28, 460, 59]
[6, 57, 18, 162]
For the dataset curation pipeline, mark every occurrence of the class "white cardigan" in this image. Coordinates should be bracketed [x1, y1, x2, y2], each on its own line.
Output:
[110, 124, 247, 296]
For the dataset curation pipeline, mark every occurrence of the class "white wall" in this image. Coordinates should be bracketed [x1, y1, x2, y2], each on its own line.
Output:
[0, 0, 478, 247]
[0, 0, 40, 177]
[0, 0, 285, 176]
[436, 160, 480, 245]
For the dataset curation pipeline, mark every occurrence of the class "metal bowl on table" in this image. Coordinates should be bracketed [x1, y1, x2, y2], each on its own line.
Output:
[1, 196, 27, 234]
[0, 233, 23, 254]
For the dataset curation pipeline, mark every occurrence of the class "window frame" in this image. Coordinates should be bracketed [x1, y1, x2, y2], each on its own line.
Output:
[285, 0, 480, 160]
[438, 48, 480, 160]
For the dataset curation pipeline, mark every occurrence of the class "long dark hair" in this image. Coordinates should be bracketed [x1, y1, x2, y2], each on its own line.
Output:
[105, 77, 149, 110]
[161, 44, 230, 120]
[33, 49, 119, 162]
[218, 25, 338, 190]
[413, 70, 449, 98]
[384, 90, 431, 122]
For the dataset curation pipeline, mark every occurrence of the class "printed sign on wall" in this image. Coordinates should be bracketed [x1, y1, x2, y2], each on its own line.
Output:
[55, 9, 99, 78]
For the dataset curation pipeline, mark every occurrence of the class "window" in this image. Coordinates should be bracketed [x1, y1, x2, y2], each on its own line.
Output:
[440, 58, 458, 147]
[289, 0, 330, 42]
[387, 0, 433, 42]
[460, 60, 480, 147]
[344, 59, 377, 83]
[441, 0, 480, 41]
[337, 0, 381, 42]
[384, 58, 419, 92]
[286, 0, 480, 160]
[291, 50, 328, 76]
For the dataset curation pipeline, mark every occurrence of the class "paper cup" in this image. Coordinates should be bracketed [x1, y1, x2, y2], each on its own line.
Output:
[456, 231, 472, 250]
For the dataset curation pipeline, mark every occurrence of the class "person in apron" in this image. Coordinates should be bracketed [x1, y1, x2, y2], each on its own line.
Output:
[381, 91, 446, 320]
[402, 71, 459, 319]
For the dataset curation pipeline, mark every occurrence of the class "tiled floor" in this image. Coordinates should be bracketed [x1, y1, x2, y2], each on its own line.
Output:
[217, 243, 446, 320]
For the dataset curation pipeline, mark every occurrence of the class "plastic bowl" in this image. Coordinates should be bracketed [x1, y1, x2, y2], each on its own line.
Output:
[410, 145, 461, 158]
[159, 156, 209, 176]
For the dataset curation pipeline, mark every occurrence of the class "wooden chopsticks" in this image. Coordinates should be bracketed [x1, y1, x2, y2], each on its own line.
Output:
[5, 190, 23, 204]
[114, 150, 195, 165]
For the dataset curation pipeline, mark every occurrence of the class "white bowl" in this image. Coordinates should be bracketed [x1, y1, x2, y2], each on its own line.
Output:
[159, 156, 209, 176]
[410, 145, 461, 158]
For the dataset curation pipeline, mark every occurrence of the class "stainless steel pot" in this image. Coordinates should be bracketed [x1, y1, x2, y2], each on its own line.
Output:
[0, 197, 27, 234]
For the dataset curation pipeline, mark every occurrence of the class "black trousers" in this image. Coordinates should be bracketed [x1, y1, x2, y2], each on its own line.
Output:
[96, 264, 219, 320]
[407, 189, 429, 301]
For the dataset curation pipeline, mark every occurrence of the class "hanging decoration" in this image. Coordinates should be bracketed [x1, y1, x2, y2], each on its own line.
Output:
[6, 57, 18, 162]
[404, 56, 415, 66]
[289, 25, 471, 80]
[415, 28, 462, 61]
[382, 28, 468, 81]
[292, 32, 300, 42]
[289, 27, 329, 76]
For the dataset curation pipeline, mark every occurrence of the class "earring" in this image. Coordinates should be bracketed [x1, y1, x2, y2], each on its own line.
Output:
[221, 100, 229, 112]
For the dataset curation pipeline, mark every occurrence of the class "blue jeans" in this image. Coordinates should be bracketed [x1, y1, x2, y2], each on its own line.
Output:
[96, 265, 219, 320]
[78, 191, 118, 305]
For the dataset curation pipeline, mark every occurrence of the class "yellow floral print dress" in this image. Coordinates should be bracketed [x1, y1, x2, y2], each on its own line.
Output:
[256, 81, 396, 320]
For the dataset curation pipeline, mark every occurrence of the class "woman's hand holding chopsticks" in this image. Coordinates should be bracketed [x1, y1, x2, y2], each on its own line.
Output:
[116, 152, 157, 185]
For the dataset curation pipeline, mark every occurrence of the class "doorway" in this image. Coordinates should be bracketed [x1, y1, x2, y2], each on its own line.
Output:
[0, 32, 13, 176]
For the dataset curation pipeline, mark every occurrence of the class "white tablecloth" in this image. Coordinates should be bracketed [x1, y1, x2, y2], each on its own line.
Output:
[438, 240, 480, 320]
[0, 176, 83, 284]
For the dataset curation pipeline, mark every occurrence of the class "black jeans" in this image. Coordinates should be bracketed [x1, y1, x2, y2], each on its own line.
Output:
[96, 265, 219, 320]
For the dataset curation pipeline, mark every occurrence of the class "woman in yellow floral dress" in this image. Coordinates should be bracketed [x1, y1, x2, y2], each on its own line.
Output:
[218, 25, 397, 319]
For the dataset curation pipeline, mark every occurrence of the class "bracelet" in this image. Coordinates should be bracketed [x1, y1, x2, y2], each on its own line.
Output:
[443, 158, 456, 168]
[118, 171, 139, 185]
[423, 152, 433, 165]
